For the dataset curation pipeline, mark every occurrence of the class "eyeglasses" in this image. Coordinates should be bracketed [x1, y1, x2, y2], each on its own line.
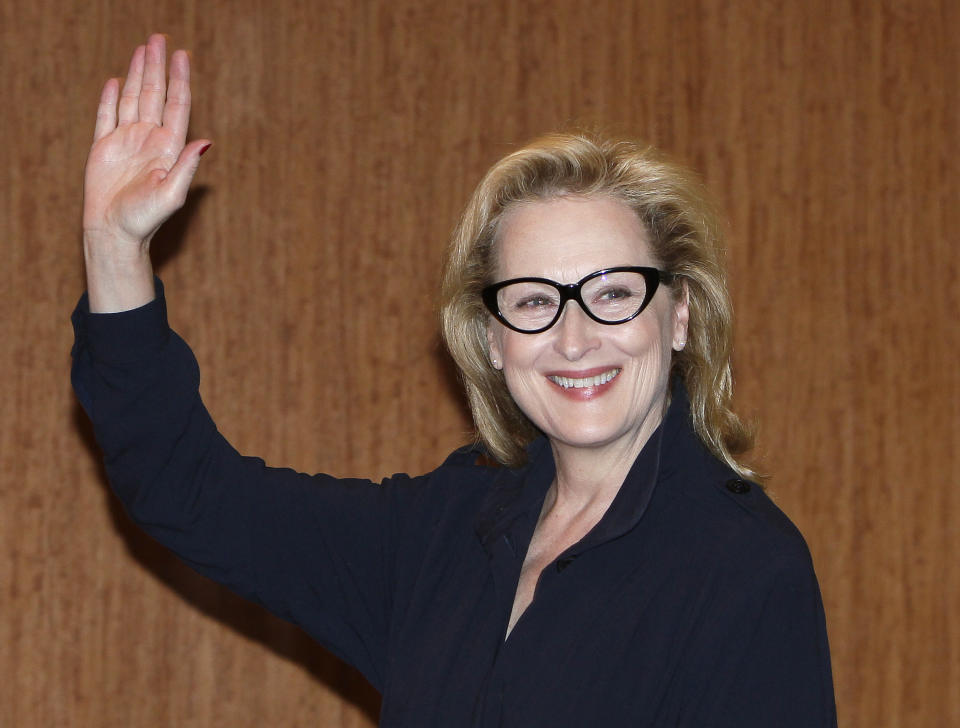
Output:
[482, 266, 676, 334]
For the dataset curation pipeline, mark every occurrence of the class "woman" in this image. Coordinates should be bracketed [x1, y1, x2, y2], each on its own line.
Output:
[73, 35, 837, 726]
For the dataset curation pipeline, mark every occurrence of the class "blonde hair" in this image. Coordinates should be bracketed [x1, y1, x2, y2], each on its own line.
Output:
[440, 131, 754, 477]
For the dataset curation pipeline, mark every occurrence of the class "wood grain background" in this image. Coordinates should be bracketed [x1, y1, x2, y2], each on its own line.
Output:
[1, 0, 956, 725]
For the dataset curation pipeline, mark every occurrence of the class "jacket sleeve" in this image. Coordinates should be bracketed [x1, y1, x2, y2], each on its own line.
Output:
[694, 556, 838, 728]
[71, 282, 404, 690]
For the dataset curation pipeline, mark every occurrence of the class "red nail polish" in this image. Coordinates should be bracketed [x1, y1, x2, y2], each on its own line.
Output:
[199, 143, 212, 156]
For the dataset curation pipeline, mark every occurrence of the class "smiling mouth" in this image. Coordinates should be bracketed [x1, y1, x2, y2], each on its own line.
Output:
[548, 368, 621, 389]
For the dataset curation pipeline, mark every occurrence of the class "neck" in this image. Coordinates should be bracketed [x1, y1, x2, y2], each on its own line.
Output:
[546, 411, 664, 516]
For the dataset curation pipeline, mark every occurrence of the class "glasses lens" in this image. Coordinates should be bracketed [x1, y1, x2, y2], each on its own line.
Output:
[581, 271, 649, 322]
[496, 281, 562, 331]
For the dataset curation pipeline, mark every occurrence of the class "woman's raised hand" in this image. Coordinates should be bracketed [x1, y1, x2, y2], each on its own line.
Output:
[83, 34, 210, 312]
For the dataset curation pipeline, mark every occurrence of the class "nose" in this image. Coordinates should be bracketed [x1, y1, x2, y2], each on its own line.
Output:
[552, 300, 601, 361]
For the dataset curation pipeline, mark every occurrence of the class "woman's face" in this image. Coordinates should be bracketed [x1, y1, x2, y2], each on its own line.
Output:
[487, 195, 689, 459]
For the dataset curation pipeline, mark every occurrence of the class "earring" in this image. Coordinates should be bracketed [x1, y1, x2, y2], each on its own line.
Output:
[675, 339, 686, 351]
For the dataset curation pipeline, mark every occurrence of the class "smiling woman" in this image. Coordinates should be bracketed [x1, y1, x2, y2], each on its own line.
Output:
[485, 196, 685, 462]
[72, 35, 837, 728]
[442, 134, 751, 477]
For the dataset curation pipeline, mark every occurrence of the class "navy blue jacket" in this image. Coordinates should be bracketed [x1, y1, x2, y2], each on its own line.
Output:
[71, 283, 837, 727]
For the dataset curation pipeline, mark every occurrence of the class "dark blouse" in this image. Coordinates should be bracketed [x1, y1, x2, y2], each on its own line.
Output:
[71, 282, 837, 727]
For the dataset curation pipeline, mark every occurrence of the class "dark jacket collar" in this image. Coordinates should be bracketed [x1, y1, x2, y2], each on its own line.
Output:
[475, 381, 701, 556]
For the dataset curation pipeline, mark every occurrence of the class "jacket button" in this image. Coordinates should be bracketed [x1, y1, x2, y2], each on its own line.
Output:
[725, 478, 751, 494]
[556, 556, 576, 572]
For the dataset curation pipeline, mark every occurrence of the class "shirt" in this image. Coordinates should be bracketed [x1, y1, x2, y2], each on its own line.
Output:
[71, 282, 837, 727]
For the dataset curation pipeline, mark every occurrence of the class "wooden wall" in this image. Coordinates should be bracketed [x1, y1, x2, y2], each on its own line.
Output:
[1, 0, 956, 725]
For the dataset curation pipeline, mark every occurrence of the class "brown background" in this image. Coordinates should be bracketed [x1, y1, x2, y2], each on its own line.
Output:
[1, 0, 957, 725]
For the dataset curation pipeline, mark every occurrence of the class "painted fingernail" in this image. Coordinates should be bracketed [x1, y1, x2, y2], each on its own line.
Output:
[199, 143, 212, 156]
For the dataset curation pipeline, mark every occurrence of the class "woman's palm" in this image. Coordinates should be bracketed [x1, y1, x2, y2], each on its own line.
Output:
[83, 36, 208, 248]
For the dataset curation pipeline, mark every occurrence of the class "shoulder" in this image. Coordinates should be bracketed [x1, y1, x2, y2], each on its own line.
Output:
[661, 450, 816, 580]
[425, 442, 506, 487]
[381, 442, 499, 485]
[379, 442, 505, 515]
[656, 387, 814, 575]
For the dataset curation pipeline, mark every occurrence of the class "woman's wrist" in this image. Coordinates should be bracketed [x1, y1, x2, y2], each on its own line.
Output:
[83, 234, 155, 313]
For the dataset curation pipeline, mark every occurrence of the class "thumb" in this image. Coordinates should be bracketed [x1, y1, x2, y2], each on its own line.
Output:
[160, 139, 212, 208]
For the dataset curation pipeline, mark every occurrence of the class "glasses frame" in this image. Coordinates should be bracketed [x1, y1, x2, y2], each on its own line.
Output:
[482, 266, 676, 334]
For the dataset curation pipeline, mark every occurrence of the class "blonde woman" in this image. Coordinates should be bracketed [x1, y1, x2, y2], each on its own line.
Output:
[74, 35, 836, 727]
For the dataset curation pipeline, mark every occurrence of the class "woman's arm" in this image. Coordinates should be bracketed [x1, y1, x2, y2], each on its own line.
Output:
[71, 284, 402, 688]
[82, 34, 210, 313]
[73, 38, 405, 689]
[677, 547, 837, 728]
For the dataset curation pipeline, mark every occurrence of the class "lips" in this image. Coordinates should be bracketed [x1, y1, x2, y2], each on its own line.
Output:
[548, 368, 621, 389]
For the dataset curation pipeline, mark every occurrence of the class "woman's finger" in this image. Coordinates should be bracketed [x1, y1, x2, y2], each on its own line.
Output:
[162, 50, 192, 148]
[117, 45, 145, 125]
[139, 34, 167, 126]
[159, 139, 212, 210]
[92, 78, 119, 143]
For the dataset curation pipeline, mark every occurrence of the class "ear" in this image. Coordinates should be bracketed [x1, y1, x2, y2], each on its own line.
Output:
[487, 323, 504, 370]
[672, 279, 690, 352]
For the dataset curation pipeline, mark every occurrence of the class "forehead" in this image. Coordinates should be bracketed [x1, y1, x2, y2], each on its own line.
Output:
[493, 195, 654, 282]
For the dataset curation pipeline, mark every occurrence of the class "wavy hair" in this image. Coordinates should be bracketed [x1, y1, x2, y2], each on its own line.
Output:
[440, 131, 754, 477]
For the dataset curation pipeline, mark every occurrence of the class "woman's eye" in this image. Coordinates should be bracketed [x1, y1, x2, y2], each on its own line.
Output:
[597, 287, 633, 301]
[515, 295, 552, 309]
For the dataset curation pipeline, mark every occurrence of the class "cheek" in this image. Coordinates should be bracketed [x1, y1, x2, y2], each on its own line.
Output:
[621, 313, 671, 356]
[489, 326, 541, 373]
[497, 331, 538, 370]
[650, 299, 685, 356]
[616, 318, 675, 386]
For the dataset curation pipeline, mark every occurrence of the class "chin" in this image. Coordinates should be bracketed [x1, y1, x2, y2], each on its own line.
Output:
[540, 419, 637, 451]
[535, 394, 668, 457]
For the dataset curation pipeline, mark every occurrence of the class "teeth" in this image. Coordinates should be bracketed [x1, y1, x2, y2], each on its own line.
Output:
[549, 368, 621, 389]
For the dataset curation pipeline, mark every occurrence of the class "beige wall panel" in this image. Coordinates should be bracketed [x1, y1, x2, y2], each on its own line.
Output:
[1, 0, 956, 725]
